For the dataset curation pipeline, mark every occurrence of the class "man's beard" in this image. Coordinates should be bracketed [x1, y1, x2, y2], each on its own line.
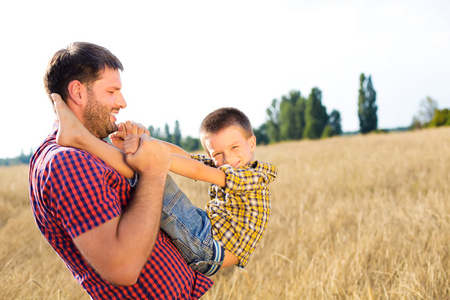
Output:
[83, 89, 118, 139]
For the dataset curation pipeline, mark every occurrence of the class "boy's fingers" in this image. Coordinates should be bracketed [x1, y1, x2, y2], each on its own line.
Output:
[114, 123, 127, 139]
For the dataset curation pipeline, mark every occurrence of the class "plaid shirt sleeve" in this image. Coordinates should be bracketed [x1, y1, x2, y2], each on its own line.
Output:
[219, 161, 277, 195]
[47, 147, 123, 238]
[191, 153, 216, 167]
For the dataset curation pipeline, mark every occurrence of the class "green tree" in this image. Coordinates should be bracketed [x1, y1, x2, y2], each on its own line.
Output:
[266, 99, 281, 143]
[164, 123, 172, 143]
[173, 120, 182, 146]
[358, 73, 378, 134]
[415, 97, 438, 127]
[429, 108, 450, 127]
[182, 136, 201, 152]
[303, 87, 328, 139]
[279, 90, 306, 141]
[148, 125, 162, 139]
[254, 123, 269, 145]
[322, 109, 342, 138]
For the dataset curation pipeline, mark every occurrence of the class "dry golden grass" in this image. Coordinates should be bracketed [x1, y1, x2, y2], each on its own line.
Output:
[1, 127, 449, 299]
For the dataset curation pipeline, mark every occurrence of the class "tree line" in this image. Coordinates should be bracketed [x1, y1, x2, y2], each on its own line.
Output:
[411, 97, 450, 129]
[3, 73, 447, 166]
[0, 73, 378, 165]
[156, 73, 378, 149]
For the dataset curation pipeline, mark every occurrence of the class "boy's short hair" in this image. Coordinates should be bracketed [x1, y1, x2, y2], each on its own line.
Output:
[200, 107, 254, 145]
[43, 42, 123, 105]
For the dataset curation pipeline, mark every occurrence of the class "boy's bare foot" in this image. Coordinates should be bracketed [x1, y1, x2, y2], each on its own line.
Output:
[51, 93, 91, 148]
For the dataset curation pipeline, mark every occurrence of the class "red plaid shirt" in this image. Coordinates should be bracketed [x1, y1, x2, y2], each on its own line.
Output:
[29, 129, 213, 299]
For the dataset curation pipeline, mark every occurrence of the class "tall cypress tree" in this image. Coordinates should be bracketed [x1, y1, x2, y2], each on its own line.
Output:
[358, 73, 378, 134]
[173, 120, 182, 146]
[266, 99, 281, 143]
[303, 87, 328, 139]
[279, 90, 305, 141]
[164, 123, 172, 143]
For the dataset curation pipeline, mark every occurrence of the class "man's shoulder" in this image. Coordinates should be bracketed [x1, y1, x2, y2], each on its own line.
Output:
[33, 141, 92, 165]
[31, 138, 104, 176]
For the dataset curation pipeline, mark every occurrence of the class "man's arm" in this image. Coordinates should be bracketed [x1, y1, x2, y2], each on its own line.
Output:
[73, 134, 172, 286]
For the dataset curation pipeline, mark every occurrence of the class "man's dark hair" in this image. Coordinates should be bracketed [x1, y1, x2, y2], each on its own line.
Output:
[200, 107, 254, 139]
[43, 42, 123, 104]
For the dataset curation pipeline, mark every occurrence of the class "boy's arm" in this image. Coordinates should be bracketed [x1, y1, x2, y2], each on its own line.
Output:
[123, 134, 225, 186]
[85, 138, 136, 179]
[170, 154, 226, 187]
[162, 141, 191, 158]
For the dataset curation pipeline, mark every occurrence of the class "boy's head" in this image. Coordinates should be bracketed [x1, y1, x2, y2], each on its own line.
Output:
[200, 107, 256, 168]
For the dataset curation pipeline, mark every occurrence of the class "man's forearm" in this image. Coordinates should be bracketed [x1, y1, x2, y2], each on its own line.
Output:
[112, 171, 166, 284]
[73, 135, 172, 286]
[73, 171, 167, 286]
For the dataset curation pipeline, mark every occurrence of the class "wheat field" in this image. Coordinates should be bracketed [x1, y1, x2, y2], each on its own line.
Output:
[1, 127, 449, 299]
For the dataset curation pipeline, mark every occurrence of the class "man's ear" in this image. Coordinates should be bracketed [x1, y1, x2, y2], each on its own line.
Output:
[67, 80, 85, 106]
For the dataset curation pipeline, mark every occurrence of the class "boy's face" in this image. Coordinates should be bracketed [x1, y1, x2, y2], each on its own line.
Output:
[204, 126, 256, 168]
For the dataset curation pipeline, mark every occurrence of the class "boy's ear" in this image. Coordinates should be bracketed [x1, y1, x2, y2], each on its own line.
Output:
[249, 135, 256, 153]
[67, 80, 85, 106]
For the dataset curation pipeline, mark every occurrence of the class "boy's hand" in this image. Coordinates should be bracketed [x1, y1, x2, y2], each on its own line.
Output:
[110, 121, 149, 150]
[109, 124, 126, 150]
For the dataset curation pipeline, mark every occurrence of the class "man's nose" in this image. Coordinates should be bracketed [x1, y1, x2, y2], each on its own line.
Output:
[116, 92, 127, 109]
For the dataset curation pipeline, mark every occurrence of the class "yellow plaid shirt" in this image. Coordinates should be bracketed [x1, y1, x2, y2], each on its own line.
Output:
[191, 154, 278, 268]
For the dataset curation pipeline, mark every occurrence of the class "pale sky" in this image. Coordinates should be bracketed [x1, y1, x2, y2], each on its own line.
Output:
[1, 0, 449, 159]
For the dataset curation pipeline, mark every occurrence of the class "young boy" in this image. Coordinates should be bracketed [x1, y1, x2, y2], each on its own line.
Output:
[52, 93, 278, 276]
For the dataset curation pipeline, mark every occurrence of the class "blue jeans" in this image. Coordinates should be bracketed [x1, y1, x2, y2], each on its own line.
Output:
[161, 175, 224, 276]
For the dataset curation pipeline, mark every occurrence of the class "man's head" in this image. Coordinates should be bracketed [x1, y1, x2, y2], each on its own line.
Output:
[44, 42, 126, 138]
[200, 107, 256, 168]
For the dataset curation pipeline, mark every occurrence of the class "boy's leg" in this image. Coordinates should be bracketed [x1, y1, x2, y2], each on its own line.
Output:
[161, 175, 224, 275]
[52, 93, 91, 148]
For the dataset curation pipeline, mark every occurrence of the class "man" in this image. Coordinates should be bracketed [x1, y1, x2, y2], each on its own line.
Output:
[29, 42, 213, 299]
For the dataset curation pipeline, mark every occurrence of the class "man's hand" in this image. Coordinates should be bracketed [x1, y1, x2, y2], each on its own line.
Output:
[125, 133, 172, 176]
[123, 134, 140, 155]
